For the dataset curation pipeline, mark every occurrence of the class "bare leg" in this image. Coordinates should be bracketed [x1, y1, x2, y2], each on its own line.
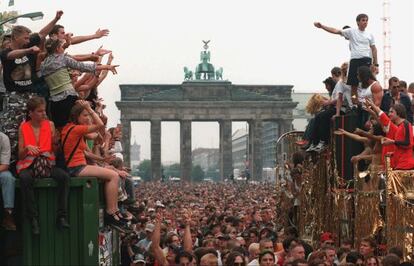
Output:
[78, 165, 119, 213]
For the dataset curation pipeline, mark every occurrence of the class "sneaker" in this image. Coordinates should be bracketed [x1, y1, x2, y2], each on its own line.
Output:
[306, 143, 317, 152]
[313, 141, 327, 153]
[104, 212, 127, 228]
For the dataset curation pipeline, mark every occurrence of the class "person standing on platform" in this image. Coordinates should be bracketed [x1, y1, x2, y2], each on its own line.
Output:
[314, 14, 378, 102]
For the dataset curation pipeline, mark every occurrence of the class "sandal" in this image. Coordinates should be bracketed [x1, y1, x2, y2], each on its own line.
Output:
[115, 210, 131, 222]
[105, 211, 127, 227]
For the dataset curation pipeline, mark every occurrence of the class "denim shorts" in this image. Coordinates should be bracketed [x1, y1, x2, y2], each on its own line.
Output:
[67, 165, 86, 177]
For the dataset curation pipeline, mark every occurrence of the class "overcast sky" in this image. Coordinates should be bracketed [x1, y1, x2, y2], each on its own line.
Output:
[3, 0, 413, 163]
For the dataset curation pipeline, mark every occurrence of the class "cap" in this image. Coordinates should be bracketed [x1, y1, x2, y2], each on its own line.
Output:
[132, 253, 146, 264]
[155, 200, 165, 208]
[148, 208, 155, 213]
[145, 223, 155, 232]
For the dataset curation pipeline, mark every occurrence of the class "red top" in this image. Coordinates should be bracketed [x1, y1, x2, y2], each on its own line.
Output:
[16, 120, 54, 173]
[392, 120, 414, 170]
[379, 112, 396, 164]
[61, 123, 89, 168]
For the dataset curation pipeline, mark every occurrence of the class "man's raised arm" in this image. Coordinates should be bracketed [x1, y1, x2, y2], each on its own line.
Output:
[38, 11, 63, 40]
[71, 28, 109, 45]
[314, 22, 342, 35]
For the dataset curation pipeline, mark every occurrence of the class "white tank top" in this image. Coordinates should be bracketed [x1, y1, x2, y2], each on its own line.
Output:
[358, 81, 377, 103]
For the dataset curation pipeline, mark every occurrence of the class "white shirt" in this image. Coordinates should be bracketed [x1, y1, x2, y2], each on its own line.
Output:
[334, 80, 354, 108]
[341, 28, 375, 59]
[248, 259, 259, 266]
[358, 81, 377, 103]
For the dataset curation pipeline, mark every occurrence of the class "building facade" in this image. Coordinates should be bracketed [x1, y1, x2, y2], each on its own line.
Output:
[192, 148, 219, 171]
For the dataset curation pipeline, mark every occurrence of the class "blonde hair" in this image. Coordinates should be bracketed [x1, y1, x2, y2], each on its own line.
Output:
[305, 94, 329, 115]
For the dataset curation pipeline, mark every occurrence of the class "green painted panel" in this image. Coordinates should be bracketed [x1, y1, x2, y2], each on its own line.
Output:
[17, 177, 104, 265]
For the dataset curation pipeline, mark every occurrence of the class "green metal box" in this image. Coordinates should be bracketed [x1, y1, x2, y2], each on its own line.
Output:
[19, 177, 100, 265]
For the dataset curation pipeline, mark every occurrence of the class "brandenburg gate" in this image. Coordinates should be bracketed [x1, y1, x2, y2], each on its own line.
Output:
[116, 41, 297, 181]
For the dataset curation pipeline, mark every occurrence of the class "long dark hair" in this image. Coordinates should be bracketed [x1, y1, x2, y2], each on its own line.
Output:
[357, 66, 376, 88]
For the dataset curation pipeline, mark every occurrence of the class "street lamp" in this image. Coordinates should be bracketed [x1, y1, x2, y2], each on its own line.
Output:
[0, 12, 44, 34]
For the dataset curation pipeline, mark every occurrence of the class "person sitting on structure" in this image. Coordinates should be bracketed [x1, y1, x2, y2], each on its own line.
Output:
[0, 130, 16, 231]
[61, 100, 127, 228]
[17, 96, 70, 234]
[306, 75, 339, 152]
[334, 62, 354, 116]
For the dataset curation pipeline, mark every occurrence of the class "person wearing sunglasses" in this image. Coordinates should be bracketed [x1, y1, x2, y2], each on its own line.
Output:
[380, 76, 413, 123]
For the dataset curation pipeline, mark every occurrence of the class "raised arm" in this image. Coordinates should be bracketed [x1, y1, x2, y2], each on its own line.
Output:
[314, 22, 342, 34]
[182, 212, 193, 252]
[354, 128, 383, 142]
[371, 83, 383, 107]
[38, 11, 63, 40]
[97, 53, 114, 86]
[6, 46, 39, 60]
[151, 214, 169, 266]
[70, 28, 109, 45]
[334, 128, 369, 144]
[77, 100, 105, 133]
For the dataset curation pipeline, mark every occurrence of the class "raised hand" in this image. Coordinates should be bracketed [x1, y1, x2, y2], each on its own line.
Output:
[96, 46, 112, 56]
[95, 29, 109, 39]
[334, 128, 345, 135]
[314, 22, 322, 28]
[55, 10, 64, 20]
[76, 99, 92, 110]
[30, 46, 40, 54]
[108, 65, 119, 74]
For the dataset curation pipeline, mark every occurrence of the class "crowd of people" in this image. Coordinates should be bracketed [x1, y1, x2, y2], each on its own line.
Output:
[116, 181, 412, 266]
[0, 10, 413, 266]
[300, 13, 414, 174]
[0, 10, 136, 235]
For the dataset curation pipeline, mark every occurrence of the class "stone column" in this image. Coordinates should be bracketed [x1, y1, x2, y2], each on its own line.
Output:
[151, 119, 162, 181]
[180, 120, 192, 182]
[249, 120, 263, 180]
[219, 120, 233, 180]
[121, 119, 131, 167]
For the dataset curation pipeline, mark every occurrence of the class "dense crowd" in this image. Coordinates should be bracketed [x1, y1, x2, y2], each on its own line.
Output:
[0, 9, 413, 266]
[118, 181, 411, 266]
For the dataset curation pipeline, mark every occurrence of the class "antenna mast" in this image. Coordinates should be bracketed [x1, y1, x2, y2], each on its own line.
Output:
[382, 0, 391, 89]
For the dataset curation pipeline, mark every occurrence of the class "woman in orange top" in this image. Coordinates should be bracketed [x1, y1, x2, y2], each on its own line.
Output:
[17, 96, 70, 235]
[61, 100, 125, 227]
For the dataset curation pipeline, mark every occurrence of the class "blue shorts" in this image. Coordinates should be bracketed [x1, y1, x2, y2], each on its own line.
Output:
[67, 165, 86, 177]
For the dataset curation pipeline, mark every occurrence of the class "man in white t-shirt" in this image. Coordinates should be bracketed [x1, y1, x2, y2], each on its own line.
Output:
[314, 14, 378, 102]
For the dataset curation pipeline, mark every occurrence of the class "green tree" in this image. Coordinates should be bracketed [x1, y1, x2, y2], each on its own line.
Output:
[191, 164, 205, 182]
[164, 163, 181, 178]
[205, 167, 220, 181]
[138, 160, 152, 181]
